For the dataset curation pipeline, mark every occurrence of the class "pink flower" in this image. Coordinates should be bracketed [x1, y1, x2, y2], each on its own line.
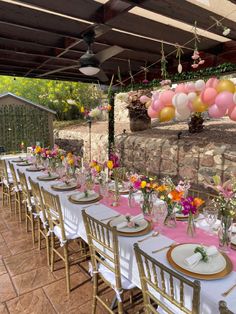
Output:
[127, 221, 135, 228]
[191, 64, 198, 69]
[198, 59, 205, 65]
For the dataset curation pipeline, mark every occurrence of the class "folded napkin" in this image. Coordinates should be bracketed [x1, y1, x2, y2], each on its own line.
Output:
[116, 214, 144, 229]
[231, 224, 236, 234]
[185, 245, 218, 267]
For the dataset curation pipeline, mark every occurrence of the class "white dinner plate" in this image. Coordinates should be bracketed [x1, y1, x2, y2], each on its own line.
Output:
[171, 243, 226, 275]
[51, 181, 77, 191]
[37, 174, 59, 181]
[17, 162, 33, 166]
[110, 215, 148, 233]
[70, 191, 99, 202]
[109, 183, 129, 194]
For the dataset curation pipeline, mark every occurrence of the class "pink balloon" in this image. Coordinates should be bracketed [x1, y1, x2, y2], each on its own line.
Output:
[152, 99, 165, 112]
[206, 77, 219, 89]
[228, 103, 236, 116]
[208, 104, 226, 118]
[186, 82, 195, 93]
[215, 91, 234, 110]
[151, 91, 159, 102]
[159, 90, 175, 105]
[229, 106, 236, 121]
[175, 83, 187, 94]
[140, 95, 149, 104]
[201, 87, 217, 105]
[148, 106, 158, 118]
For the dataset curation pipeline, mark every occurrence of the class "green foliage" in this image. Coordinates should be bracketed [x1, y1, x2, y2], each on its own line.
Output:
[0, 76, 103, 120]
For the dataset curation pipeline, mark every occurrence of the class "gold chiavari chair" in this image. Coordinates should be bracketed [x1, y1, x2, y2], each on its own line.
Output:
[188, 188, 216, 206]
[82, 209, 136, 314]
[41, 188, 88, 293]
[0, 159, 4, 183]
[9, 163, 23, 221]
[17, 169, 36, 245]
[1, 160, 14, 211]
[29, 177, 50, 266]
[219, 301, 234, 314]
[134, 243, 201, 314]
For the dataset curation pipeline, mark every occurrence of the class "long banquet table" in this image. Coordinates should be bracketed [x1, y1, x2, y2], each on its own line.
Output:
[11, 161, 236, 314]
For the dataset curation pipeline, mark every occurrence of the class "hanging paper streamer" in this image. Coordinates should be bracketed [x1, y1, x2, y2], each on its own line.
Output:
[140, 61, 149, 83]
[175, 44, 184, 74]
[160, 42, 168, 79]
[128, 59, 135, 89]
[191, 21, 205, 68]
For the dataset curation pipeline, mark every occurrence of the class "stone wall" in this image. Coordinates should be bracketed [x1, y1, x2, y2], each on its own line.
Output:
[116, 130, 236, 186]
[55, 122, 108, 162]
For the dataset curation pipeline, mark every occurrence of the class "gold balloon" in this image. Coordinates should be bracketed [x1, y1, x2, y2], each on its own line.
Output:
[216, 79, 235, 93]
[159, 106, 175, 122]
[145, 100, 152, 108]
[192, 96, 208, 113]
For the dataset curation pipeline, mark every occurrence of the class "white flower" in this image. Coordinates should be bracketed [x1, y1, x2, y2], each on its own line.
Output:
[89, 108, 101, 118]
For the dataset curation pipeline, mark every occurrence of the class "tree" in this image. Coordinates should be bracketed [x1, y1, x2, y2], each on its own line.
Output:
[0, 76, 104, 120]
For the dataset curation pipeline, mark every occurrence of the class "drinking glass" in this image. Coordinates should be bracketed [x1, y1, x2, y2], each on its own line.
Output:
[152, 201, 167, 231]
[204, 208, 218, 235]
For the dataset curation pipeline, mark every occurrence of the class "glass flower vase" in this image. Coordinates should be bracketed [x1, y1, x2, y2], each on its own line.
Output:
[164, 205, 176, 227]
[140, 192, 153, 217]
[218, 216, 232, 252]
[112, 178, 120, 206]
[187, 213, 196, 237]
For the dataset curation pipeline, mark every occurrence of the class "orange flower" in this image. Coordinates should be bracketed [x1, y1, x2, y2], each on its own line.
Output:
[192, 198, 204, 208]
[157, 185, 168, 192]
[60, 155, 65, 161]
[169, 190, 184, 202]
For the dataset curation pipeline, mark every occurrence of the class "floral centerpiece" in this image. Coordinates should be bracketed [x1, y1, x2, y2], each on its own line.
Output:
[64, 152, 80, 178]
[157, 177, 185, 226]
[180, 196, 204, 236]
[129, 173, 158, 216]
[89, 160, 107, 195]
[206, 175, 236, 249]
[106, 150, 124, 206]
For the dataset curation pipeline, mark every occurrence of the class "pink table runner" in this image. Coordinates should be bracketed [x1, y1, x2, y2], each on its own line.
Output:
[100, 192, 236, 271]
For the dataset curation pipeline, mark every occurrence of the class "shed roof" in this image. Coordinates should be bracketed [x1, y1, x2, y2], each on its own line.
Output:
[0, 0, 235, 83]
[0, 92, 56, 115]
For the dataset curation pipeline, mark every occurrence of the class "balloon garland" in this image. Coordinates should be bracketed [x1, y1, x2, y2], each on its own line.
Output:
[141, 78, 236, 122]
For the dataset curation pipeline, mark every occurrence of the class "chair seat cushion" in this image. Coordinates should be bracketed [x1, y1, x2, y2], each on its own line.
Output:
[53, 224, 80, 241]
[98, 263, 136, 290]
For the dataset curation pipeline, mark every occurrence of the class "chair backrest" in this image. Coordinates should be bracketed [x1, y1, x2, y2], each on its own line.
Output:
[0, 159, 4, 182]
[40, 187, 66, 240]
[82, 210, 122, 291]
[2, 160, 10, 182]
[188, 188, 216, 207]
[17, 169, 31, 205]
[29, 177, 47, 221]
[9, 163, 20, 191]
[134, 243, 201, 314]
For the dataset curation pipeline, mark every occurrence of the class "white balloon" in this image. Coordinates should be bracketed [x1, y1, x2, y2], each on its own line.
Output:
[175, 107, 191, 120]
[233, 92, 236, 105]
[195, 79, 205, 91]
[172, 93, 188, 109]
[187, 92, 197, 101]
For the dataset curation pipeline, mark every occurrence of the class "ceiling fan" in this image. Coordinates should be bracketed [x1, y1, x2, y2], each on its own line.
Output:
[38, 29, 124, 82]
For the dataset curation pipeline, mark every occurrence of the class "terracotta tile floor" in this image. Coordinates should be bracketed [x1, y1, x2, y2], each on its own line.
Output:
[0, 192, 144, 313]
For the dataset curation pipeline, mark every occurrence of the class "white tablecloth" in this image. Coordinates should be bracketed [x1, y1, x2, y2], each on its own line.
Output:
[12, 161, 236, 314]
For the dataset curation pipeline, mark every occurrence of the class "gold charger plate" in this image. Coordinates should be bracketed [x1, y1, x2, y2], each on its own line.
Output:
[51, 182, 78, 192]
[167, 243, 233, 280]
[12, 159, 26, 163]
[17, 162, 33, 166]
[26, 167, 45, 172]
[37, 174, 59, 181]
[68, 195, 103, 205]
[108, 219, 152, 237]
